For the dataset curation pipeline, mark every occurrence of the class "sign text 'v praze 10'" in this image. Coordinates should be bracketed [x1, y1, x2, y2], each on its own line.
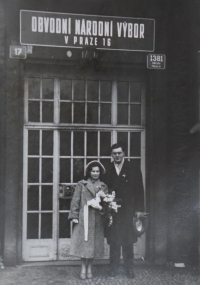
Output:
[20, 10, 155, 52]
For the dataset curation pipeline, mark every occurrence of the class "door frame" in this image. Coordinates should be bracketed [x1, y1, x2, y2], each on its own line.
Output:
[22, 64, 146, 261]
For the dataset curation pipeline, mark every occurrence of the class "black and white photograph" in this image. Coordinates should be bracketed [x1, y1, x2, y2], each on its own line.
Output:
[0, 0, 200, 284]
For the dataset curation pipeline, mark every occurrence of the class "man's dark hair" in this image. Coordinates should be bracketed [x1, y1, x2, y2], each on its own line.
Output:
[111, 143, 126, 152]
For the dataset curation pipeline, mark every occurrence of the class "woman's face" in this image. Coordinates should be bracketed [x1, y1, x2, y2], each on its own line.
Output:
[90, 166, 100, 181]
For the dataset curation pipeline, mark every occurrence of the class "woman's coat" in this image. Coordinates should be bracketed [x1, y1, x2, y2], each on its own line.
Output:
[68, 179, 108, 258]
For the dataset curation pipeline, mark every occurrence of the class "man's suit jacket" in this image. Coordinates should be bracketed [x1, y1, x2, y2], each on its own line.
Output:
[104, 160, 144, 245]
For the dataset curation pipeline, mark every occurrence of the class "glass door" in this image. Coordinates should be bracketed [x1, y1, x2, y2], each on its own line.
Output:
[23, 74, 145, 261]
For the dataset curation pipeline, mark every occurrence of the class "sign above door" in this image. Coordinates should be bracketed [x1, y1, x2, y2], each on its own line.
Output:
[20, 10, 155, 52]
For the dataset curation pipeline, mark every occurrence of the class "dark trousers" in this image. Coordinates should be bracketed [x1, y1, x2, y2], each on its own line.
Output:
[110, 244, 133, 270]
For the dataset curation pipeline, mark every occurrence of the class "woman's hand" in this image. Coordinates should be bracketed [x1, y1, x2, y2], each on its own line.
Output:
[72, 219, 79, 223]
[89, 199, 102, 210]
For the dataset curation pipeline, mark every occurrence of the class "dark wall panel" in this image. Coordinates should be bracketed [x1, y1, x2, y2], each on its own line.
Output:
[167, 0, 199, 267]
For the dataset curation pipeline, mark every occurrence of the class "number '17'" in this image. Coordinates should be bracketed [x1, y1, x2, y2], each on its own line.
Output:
[14, 48, 22, 56]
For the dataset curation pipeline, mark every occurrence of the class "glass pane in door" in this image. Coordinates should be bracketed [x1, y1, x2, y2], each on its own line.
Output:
[60, 159, 71, 182]
[117, 132, 128, 153]
[59, 213, 70, 238]
[41, 186, 53, 210]
[28, 186, 39, 211]
[28, 130, 39, 155]
[60, 131, 71, 156]
[28, 77, 40, 99]
[100, 132, 111, 156]
[27, 214, 39, 239]
[41, 213, 52, 239]
[130, 132, 141, 156]
[73, 159, 84, 182]
[60, 79, 72, 100]
[28, 101, 40, 122]
[74, 132, 84, 156]
[42, 78, 54, 99]
[87, 132, 98, 156]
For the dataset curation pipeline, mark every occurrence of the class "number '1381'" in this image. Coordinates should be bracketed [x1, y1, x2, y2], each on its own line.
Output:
[150, 55, 164, 62]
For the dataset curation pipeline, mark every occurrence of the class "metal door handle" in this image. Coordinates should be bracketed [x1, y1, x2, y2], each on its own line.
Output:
[58, 184, 75, 199]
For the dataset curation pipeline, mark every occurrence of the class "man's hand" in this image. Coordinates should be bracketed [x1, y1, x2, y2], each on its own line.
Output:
[72, 219, 79, 223]
[136, 212, 148, 218]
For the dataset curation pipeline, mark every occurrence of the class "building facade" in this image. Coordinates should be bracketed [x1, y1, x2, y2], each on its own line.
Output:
[0, 0, 199, 267]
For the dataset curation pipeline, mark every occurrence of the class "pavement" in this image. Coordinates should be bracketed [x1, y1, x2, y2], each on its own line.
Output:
[0, 263, 200, 285]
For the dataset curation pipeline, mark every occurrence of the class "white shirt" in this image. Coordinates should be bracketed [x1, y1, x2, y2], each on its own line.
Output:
[114, 158, 125, 175]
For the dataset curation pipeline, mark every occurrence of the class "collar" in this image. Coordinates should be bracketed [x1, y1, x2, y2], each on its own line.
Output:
[114, 158, 125, 168]
[82, 178, 105, 185]
[81, 179, 106, 197]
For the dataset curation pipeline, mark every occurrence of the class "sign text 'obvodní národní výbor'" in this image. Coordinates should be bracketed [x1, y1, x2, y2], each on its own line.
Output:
[20, 10, 155, 52]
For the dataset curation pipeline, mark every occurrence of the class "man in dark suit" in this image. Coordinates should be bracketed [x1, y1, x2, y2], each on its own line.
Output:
[104, 143, 145, 278]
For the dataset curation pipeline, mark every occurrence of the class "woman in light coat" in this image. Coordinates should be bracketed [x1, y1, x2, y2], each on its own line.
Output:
[68, 160, 108, 280]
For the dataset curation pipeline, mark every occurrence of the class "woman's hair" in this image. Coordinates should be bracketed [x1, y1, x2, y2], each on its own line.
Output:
[85, 161, 104, 180]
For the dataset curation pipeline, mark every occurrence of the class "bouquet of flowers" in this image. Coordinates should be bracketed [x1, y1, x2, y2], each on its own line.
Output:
[96, 190, 121, 227]
[84, 189, 121, 241]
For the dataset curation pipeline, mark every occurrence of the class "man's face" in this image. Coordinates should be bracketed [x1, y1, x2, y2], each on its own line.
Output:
[111, 147, 125, 164]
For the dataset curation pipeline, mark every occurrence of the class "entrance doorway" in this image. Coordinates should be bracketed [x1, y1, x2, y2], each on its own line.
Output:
[22, 69, 146, 261]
